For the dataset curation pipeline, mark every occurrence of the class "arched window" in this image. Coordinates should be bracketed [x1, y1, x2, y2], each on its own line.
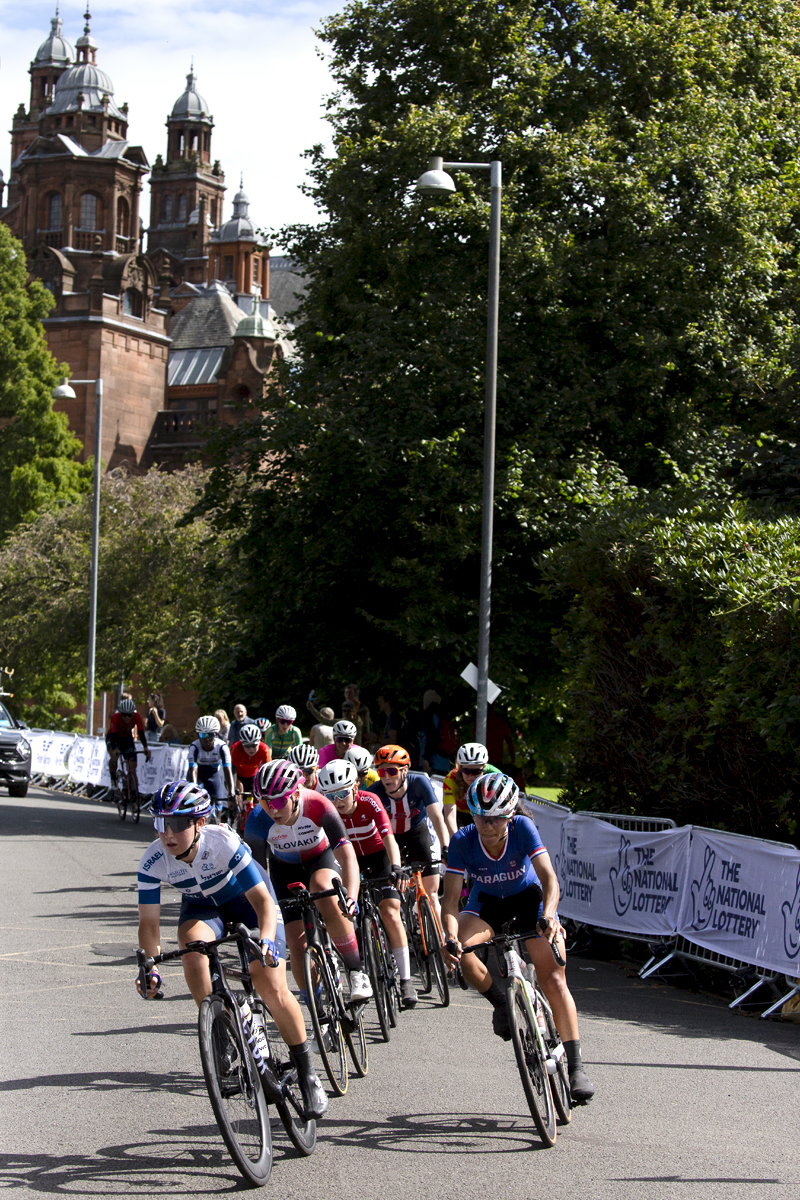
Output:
[252, 257, 259, 283]
[177, 195, 186, 221]
[48, 192, 62, 230]
[123, 288, 143, 318]
[210, 198, 218, 226]
[80, 192, 98, 229]
[224, 255, 234, 280]
[162, 195, 172, 221]
[116, 196, 129, 237]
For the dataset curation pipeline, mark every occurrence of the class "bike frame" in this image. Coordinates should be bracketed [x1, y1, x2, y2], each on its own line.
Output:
[404, 861, 446, 957]
[283, 882, 364, 1035]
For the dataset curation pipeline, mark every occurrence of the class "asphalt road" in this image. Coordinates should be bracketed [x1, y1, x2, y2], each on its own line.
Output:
[1, 787, 798, 1200]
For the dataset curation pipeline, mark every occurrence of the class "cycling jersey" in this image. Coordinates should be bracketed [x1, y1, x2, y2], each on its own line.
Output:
[107, 710, 146, 742]
[230, 740, 271, 779]
[264, 724, 302, 759]
[360, 767, 380, 790]
[189, 736, 232, 776]
[245, 789, 350, 864]
[318, 743, 343, 769]
[338, 790, 392, 857]
[445, 815, 546, 899]
[370, 771, 439, 836]
[137, 824, 265, 906]
[442, 763, 501, 815]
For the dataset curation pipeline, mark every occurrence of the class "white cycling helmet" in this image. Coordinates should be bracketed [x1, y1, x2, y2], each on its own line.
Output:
[238, 722, 262, 747]
[457, 742, 489, 768]
[118, 698, 136, 715]
[345, 746, 373, 774]
[317, 760, 358, 794]
[288, 743, 319, 770]
[275, 704, 296, 721]
[332, 719, 357, 740]
[466, 772, 518, 819]
[196, 715, 221, 736]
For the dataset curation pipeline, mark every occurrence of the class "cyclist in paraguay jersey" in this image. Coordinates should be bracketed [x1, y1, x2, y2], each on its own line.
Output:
[369, 745, 449, 925]
[441, 773, 594, 1104]
[106, 697, 151, 785]
[244, 760, 373, 1005]
[136, 779, 327, 1119]
[317, 759, 418, 1008]
[230, 721, 272, 796]
[264, 704, 303, 759]
[442, 742, 501, 835]
[188, 715, 235, 820]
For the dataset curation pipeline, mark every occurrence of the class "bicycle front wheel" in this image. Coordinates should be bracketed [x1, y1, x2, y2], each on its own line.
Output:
[339, 954, 368, 1077]
[131, 784, 140, 824]
[377, 917, 400, 1028]
[304, 944, 348, 1096]
[541, 994, 571, 1125]
[419, 898, 449, 1007]
[363, 917, 391, 1042]
[261, 1012, 317, 1156]
[117, 791, 127, 821]
[507, 978, 556, 1147]
[198, 995, 273, 1185]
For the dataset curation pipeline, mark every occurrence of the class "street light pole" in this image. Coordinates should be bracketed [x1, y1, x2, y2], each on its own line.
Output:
[416, 157, 502, 745]
[52, 377, 104, 735]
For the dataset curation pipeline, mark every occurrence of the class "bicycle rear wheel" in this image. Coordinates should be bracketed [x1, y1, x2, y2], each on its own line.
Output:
[339, 955, 368, 1077]
[198, 995, 273, 1185]
[363, 916, 391, 1042]
[404, 896, 431, 993]
[541, 993, 571, 1124]
[507, 978, 556, 1147]
[304, 944, 348, 1096]
[419, 898, 449, 1007]
[377, 917, 400, 1028]
[116, 776, 127, 820]
[131, 781, 140, 824]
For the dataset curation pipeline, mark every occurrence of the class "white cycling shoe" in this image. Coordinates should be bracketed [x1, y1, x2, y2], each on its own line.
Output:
[349, 970, 373, 1003]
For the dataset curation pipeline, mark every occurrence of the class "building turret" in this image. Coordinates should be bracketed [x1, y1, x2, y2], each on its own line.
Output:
[207, 176, 270, 302]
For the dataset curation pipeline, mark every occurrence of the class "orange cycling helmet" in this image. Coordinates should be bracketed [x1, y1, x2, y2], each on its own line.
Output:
[374, 744, 410, 769]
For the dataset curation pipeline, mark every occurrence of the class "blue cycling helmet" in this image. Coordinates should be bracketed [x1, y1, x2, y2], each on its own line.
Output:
[152, 779, 212, 819]
[465, 772, 518, 820]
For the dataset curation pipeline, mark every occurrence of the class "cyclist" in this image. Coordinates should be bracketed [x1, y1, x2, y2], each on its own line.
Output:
[188, 715, 235, 822]
[264, 705, 303, 759]
[244, 760, 373, 1004]
[442, 742, 501, 836]
[318, 719, 357, 768]
[230, 721, 272, 805]
[106, 697, 151, 789]
[441, 773, 594, 1104]
[288, 742, 320, 791]
[317, 759, 418, 1008]
[370, 745, 449, 925]
[136, 779, 328, 1119]
[345, 745, 380, 791]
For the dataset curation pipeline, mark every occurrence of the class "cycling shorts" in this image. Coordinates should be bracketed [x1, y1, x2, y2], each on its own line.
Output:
[238, 774, 256, 796]
[397, 823, 437, 873]
[269, 846, 341, 918]
[463, 881, 550, 936]
[177, 866, 286, 964]
[359, 848, 399, 902]
[106, 734, 137, 761]
[198, 764, 228, 800]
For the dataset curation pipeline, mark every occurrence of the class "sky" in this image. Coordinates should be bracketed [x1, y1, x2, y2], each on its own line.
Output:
[0, 0, 338, 249]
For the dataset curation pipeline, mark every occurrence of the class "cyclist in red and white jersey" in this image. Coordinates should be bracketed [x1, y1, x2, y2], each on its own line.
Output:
[244, 760, 373, 1004]
[317, 759, 418, 1008]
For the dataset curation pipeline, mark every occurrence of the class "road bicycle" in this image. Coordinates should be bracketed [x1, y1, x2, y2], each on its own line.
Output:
[399, 860, 449, 1007]
[136, 923, 316, 1186]
[114, 748, 147, 822]
[283, 878, 368, 1096]
[356, 869, 402, 1041]
[460, 922, 571, 1146]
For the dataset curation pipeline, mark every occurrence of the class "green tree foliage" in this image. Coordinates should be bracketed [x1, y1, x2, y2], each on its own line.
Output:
[202, 0, 800, 742]
[0, 223, 91, 540]
[0, 467, 232, 728]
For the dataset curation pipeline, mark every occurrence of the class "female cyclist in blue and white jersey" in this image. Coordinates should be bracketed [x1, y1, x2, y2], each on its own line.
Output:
[187, 715, 235, 820]
[441, 773, 594, 1104]
[136, 779, 327, 1118]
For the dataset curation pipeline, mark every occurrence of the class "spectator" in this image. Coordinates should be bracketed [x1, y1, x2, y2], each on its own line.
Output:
[341, 699, 365, 746]
[158, 722, 179, 743]
[309, 706, 335, 750]
[227, 703, 249, 745]
[419, 689, 457, 775]
[376, 689, 419, 767]
[344, 684, 373, 742]
[214, 709, 231, 740]
[145, 692, 166, 745]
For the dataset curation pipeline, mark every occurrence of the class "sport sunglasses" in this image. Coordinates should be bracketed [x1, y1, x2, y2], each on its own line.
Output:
[460, 766, 483, 776]
[328, 787, 353, 802]
[377, 765, 405, 777]
[154, 815, 196, 833]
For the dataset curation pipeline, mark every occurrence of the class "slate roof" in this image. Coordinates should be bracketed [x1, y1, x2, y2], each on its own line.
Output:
[269, 256, 307, 321]
[168, 281, 244, 349]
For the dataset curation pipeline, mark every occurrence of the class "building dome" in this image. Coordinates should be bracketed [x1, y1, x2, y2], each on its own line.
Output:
[234, 305, 275, 340]
[171, 70, 211, 121]
[35, 12, 75, 65]
[211, 177, 256, 243]
[47, 59, 123, 116]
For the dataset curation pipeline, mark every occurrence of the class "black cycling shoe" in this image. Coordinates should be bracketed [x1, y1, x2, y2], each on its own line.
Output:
[492, 1005, 512, 1041]
[299, 1068, 329, 1119]
[569, 1065, 595, 1104]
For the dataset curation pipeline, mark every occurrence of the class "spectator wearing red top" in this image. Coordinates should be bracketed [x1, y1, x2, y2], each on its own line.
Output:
[317, 759, 418, 1008]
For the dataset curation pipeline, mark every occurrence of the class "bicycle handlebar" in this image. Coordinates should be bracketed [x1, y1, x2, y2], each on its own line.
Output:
[284, 875, 353, 919]
[451, 924, 566, 967]
[135, 922, 274, 1000]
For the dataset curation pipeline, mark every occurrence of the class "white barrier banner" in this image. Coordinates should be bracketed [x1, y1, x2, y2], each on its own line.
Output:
[66, 736, 111, 785]
[157, 744, 190, 789]
[518, 796, 571, 861]
[29, 731, 75, 777]
[678, 829, 800, 976]
[550, 814, 691, 936]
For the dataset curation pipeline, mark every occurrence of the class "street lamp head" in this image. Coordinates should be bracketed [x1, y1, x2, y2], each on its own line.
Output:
[416, 155, 456, 197]
[52, 377, 77, 400]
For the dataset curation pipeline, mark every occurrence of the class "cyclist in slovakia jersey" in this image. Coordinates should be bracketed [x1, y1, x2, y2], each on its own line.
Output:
[188, 715, 235, 820]
[136, 779, 327, 1119]
[244, 760, 373, 1004]
[370, 745, 449, 925]
[441, 773, 594, 1103]
[317, 760, 418, 1008]
[230, 722, 272, 796]
[264, 704, 303, 759]
[106, 697, 151, 784]
[442, 742, 501, 835]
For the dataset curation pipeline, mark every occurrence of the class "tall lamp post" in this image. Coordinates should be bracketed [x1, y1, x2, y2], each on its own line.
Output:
[52, 376, 104, 736]
[415, 156, 501, 746]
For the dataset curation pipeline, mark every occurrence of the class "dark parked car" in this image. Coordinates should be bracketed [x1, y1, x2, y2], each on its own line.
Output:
[0, 701, 31, 797]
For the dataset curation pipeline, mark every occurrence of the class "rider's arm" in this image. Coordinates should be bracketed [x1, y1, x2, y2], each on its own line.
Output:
[244, 881, 280, 963]
[138, 904, 161, 958]
[382, 830, 402, 866]
[441, 871, 463, 944]
[187, 742, 198, 782]
[333, 839, 361, 903]
[426, 801, 449, 851]
[135, 714, 151, 759]
[533, 850, 561, 930]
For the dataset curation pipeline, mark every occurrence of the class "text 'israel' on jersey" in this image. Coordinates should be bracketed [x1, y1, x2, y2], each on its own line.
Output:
[189, 736, 232, 774]
[445, 815, 547, 898]
[369, 771, 439, 836]
[244, 789, 350, 864]
[338, 790, 392, 856]
[138, 824, 265, 906]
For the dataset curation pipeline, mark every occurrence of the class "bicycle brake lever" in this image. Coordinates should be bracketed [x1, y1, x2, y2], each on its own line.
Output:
[551, 940, 566, 967]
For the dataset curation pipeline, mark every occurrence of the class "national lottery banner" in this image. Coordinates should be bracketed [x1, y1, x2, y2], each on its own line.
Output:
[550, 813, 691, 936]
[677, 828, 800, 977]
[64, 737, 190, 791]
[66, 736, 111, 786]
[28, 730, 76, 777]
[519, 795, 571, 861]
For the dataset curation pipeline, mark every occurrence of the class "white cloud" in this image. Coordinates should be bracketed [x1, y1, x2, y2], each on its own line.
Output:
[1, 1, 338, 249]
